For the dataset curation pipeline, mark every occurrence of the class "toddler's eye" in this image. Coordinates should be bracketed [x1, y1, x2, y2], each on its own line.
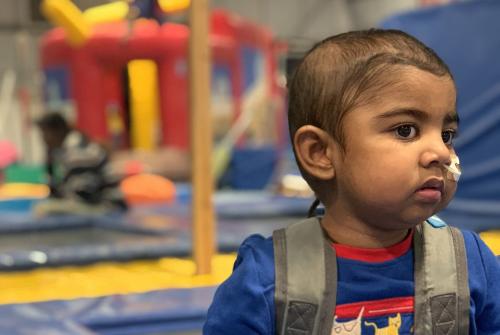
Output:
[442, 130, 456, 145]
[395, 125, 417, 139]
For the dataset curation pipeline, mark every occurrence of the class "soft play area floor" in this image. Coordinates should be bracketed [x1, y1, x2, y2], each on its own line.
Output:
[0, 190, 498, 334]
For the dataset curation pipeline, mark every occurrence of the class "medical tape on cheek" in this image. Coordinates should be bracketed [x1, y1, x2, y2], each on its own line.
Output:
[444, 154, 461, 182]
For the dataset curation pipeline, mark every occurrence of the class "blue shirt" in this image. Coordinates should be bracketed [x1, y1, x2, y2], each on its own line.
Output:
[204, 229, 500, 334]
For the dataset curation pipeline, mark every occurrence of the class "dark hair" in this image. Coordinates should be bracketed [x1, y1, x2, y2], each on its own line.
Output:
[287, 29, 453, 205]
[36, 112, 70, 133]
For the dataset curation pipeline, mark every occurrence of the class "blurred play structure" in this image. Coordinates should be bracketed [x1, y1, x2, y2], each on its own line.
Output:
[0, 0, 296, 273]
[0, 3, 297, 332]
[40, 0, 288, 189]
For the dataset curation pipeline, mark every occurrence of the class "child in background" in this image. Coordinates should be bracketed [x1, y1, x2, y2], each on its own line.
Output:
[203, 29, 500, 334]
[35, 112, 126, 215]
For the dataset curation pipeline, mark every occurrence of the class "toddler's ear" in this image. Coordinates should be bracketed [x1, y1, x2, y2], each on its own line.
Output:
[294, 125, 336, 180]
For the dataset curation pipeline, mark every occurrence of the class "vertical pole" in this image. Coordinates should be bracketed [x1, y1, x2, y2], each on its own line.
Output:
[189, 0, 215, 274]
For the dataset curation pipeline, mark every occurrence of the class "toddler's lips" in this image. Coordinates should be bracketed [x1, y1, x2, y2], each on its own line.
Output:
[416, 188, 442, 202]
[415, 179, 444, 203]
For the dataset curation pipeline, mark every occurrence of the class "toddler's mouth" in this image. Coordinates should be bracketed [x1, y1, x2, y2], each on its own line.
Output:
[419, 178, 444, 192]
[415, 178, 444, 202]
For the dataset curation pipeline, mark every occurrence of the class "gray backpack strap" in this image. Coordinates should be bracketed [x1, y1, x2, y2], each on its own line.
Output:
[273, 218, 337, 335]
[413, 220, 470, 335]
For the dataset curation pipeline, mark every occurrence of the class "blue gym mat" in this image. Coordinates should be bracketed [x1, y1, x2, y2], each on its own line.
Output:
[0, 191, 307, 271]
[0, 286, 216, 335]
[0, 256, 498, 335]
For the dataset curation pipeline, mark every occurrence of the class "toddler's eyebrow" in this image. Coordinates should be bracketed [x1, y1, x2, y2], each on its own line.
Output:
[376, 108, 459, 125]
[445, 112, 460, 125]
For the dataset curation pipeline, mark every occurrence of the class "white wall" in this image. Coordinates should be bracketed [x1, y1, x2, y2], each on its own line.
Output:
[348, 0, 417, 29]
[211, 0, 417, 52]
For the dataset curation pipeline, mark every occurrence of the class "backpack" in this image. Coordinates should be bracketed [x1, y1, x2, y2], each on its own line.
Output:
[273, 217, 469, 335]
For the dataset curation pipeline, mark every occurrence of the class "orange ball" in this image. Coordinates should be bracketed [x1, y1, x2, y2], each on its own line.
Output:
[120, 173, 176, 205]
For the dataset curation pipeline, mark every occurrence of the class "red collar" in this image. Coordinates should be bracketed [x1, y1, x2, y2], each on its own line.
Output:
[332, 230, 413, 262]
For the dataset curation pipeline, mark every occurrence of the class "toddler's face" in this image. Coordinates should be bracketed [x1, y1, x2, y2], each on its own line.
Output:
[332, 67, 458, 229]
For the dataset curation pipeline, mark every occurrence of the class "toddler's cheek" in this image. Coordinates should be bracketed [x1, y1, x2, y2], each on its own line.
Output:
[439, 182, 457, 209]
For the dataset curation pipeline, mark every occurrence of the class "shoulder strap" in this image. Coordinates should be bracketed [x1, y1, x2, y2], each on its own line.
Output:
[274, 217, 469, 335]
[413, 220, 470, 335]
[273, 218, 337, 335]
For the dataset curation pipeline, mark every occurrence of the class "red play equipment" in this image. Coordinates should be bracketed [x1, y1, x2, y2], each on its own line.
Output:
[40, 9, 286, 151]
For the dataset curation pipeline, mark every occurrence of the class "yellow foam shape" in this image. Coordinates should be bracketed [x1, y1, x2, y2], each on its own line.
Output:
[0, 183, 49, 199]
[479, 230, 500, 255]
[158, 0, 191, 13]
[0, 254, 235, 305]
[83, 1, 129, 24]
[128, 60, 160, 150]
[41, 0, 91, 46]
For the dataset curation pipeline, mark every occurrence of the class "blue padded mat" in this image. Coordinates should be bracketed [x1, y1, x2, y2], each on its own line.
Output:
[0, 213, 295, 271]
[1, 257, 499, 334]
[0, 192, 304, 270]
[0, 286, 216, 335]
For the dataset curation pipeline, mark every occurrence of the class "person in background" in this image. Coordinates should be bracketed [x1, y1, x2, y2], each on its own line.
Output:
[34, 112, 126, 216]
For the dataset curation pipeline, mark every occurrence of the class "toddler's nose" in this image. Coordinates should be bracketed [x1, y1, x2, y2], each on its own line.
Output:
[420, 135, 452, 168]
